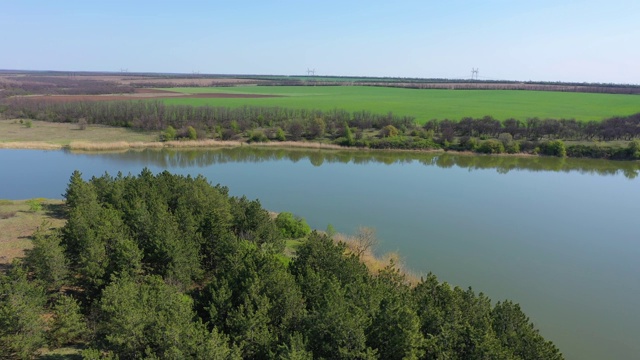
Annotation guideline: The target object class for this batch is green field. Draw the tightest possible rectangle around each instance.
[159,86,640,123]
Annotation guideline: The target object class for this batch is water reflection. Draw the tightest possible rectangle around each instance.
[68,147,640,179]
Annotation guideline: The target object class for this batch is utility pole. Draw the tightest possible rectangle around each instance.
[471,68,479,80]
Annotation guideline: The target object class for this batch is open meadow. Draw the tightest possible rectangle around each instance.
[159,86,640,123]
[0,119,158,147]
[0,199,65,268]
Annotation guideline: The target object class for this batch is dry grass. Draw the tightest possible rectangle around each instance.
[0,141,64,150]
[0,119,158,146]
[0,211,17,219]
[0,199,66,267]
[333,232,420,285]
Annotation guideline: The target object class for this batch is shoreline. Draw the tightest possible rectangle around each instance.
[0,138,446,153]
[0,139,620,161]
[0,119,636,160]
[0,139,593,160]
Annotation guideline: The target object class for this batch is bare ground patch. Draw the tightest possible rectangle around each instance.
[0,199,66,268]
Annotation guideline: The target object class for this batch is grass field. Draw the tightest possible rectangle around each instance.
[159,86,640,123]
[0,199,65,268]
[0,119,159,146]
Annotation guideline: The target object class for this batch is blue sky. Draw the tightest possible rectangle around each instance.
[2,0,639,84]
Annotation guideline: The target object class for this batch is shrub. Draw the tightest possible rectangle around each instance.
[379,125,399,138]
[77,118,88,130]
[288,121,305,141]
[566,144,611,158]
[248,130,269,143]
[308,117,326,139]
[539,140,567,157]
[505,141,521,154]
[24,120,33,128]
[221,128,237,140]
[476,139,505,154]
[276,127,286,141]
[459,136,479,151]
[627,140,640,159]
[497,133,513,144]
[275,212,311,239]
[186,126,197,140]
[161,126,177,141]
[343,122,355,146]
[26,199,42,212]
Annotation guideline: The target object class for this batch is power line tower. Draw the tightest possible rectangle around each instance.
[471,68,479,80]
[307,68,316,76]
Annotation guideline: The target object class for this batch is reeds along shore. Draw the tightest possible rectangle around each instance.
[0,139,348,151]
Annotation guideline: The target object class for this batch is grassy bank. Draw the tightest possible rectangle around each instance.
[0,119,158,146]
[0,119,351,151]
[2,118,638,161]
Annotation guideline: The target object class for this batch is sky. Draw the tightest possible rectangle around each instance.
[2,0,640,84]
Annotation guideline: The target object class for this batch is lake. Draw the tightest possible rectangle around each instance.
[1,147,639,360]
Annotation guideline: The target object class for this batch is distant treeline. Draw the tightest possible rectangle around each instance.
[0,170,563,359]
[260,80,640,94]
[3,99,640,159]
[2,98,416,133]
[0,76,134,98]
[3,71,639,93]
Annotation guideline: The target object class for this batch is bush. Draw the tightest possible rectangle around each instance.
[539,140,567,157]
[566,144,611,158]
[248,130,269,143]
[161,126,177,141]
[379,125,399,138]
[505,141,521,154]
[221,128,237,140]
[627,140,640,159]
[186,126,197,140]
[275,212,311,239]
[476,139,505,154]
[24,120,33,128]
[77,118,88,130]
[459,136,479,151]
[26,199,42,212]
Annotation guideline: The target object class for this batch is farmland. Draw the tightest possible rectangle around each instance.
[159,86,640,123]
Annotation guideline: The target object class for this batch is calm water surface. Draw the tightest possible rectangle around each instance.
[1,148,639,360]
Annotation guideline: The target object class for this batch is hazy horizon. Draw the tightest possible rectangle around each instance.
[3,0,639,84]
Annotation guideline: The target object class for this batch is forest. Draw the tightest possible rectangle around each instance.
[0,170,563,359]
[3,98,640,160]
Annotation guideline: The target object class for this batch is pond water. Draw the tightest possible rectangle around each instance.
[1,147,639,360]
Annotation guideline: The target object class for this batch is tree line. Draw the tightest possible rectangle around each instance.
[0,76,134,99]
[0,170,563,359]
[3,98,640,159]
